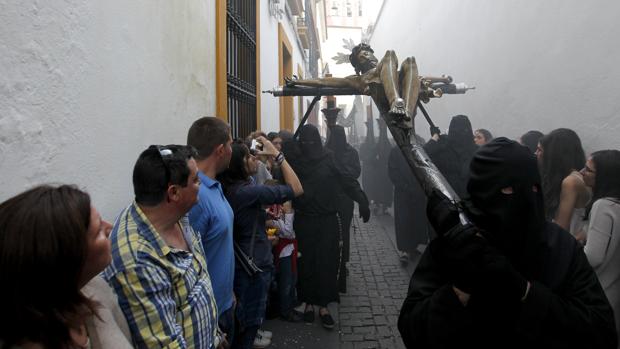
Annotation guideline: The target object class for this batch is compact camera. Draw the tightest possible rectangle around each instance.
[250,139,263,151]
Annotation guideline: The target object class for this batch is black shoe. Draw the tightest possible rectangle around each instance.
[303,308,315,324]
[281,310,304,323]
[319,312,335,330]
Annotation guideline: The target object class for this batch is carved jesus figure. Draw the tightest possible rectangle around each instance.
[286,43,420,128]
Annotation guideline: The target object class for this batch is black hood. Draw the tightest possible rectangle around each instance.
[465,137,545,261]
[448,115,476,153]
[299,124,327,160]
[326,125,348,154]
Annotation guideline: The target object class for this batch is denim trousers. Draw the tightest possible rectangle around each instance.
[277,255,297,316]
[232,267,272,349]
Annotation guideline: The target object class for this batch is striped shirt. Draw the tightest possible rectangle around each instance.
[104,202,218,349]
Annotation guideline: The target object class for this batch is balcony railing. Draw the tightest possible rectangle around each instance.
[287,0,303,15]
[297,16,309,49]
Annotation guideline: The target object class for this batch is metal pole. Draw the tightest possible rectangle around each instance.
[417,101,440,135]
[293,95,321,139]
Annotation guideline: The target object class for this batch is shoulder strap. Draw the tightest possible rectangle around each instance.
[248,209,260,259]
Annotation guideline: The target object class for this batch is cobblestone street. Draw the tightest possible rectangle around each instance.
[264,210,419,348]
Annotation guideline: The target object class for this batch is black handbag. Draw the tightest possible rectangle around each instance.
[233,210,263,276]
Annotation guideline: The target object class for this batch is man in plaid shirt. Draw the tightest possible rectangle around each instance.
[104,145,220,348]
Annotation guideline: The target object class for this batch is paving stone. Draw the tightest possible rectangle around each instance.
[354,341,378,349]
[342,334,365,342]
[341,326,352,334]
[352,326,375,334]
[378,338,400,348]
[363,333,378,341]
[373,315,388,325]
[376,325,392,337]
[339,306,359,313]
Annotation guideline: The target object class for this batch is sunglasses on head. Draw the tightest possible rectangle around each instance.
[148,145,197,184]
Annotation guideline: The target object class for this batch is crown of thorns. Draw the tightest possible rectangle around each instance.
[349,43,374,73]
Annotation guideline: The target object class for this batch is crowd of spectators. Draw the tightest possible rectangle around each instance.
[2,113,620,349]
[0,117,370,349]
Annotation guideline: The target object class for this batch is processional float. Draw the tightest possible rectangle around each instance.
[264,44,474,221]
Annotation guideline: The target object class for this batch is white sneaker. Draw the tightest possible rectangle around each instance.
[257,329,272,339]
[253,332,271,348]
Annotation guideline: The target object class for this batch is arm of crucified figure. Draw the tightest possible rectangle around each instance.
[284,75,362,91]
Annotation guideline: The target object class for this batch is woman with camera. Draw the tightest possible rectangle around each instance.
[218,136,303,349]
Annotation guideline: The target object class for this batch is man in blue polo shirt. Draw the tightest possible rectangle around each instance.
[187,117,235,342]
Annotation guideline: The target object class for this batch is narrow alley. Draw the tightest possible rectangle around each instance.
[264,211,418,348]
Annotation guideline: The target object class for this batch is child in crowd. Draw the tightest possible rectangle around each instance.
[265,179,303,322]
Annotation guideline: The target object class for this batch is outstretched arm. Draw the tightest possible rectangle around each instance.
[285,75,360,90]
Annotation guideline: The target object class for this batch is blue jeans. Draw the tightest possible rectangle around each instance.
[232,267,272,349]
[277,255,297,316]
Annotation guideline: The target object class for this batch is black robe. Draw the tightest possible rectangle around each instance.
[360,139,379,204]
[291,150,368,306]
[374,121,393,208]
[330,144,361,293]
[424,136,476,199]
[388,145,430,253]
[398,222,617,349]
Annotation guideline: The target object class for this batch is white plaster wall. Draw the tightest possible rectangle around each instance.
[370,0,620,152]
[0,0,216,219]
[259,3,282,133]
[259,6,311,133]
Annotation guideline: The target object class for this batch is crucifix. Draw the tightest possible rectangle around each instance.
[264,43,474,216]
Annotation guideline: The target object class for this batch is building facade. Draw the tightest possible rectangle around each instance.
[258,0,323,134]
[0,0,323,218]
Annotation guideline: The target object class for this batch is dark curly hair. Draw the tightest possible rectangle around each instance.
[349,43,374,75]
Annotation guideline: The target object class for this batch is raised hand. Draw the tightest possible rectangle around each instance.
[426,188,460,237]
[359,203,370,223]
[254,136,280,157]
